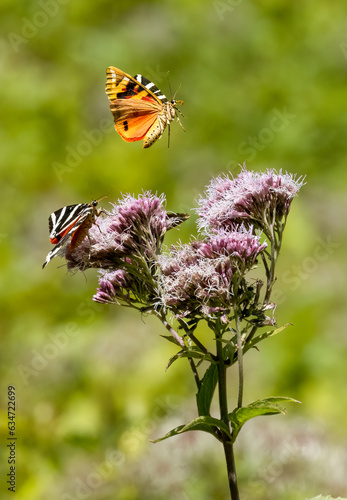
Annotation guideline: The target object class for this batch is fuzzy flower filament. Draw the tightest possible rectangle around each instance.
[65,193,187,309]
[197,167,305,240]
[158,227,267,321]
[196,167,304,305]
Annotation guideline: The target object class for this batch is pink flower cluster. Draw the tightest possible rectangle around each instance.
[197,167,304,237]
[66,192,181,271]
[67,193,186,306]
[63,168,302,321]
[158,227,266,318]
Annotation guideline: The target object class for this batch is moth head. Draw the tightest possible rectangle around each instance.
[170,99,184,106]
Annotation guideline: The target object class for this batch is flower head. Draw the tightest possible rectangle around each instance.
[192,226,267,270]
[66,192,185,271]
[64,192,188,308]
[93,269,133,304]
[159,243,233,318]
[158,227,266,319]
[197,167,305,237]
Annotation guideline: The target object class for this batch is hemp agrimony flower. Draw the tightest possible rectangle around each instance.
[159,226,267,320]
[50,167,304,500]
[196,167,305,306]
[66,192,188,312]
[197,167,305,240]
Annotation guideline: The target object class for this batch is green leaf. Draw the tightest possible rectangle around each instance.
[166,347,214,371]
[244,323,292,353]
[228,397,301,442]
[221,339,237,359]
[196,364,218,416]
[160,334,184,346]
[151,416,232,443]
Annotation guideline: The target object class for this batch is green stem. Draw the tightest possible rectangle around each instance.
[216,329,239,500]
[234,312,243,409]
[264,225,280,304]
[263,215,287,304]
[232,276,244,409]
[177,319,217,361]
[188,357,200,390]
[159,313,185,347]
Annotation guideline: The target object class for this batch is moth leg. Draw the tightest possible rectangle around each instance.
[86,234,95,264]
[167,123,171,148]
[94,222,103,235]
[176,113,186,132]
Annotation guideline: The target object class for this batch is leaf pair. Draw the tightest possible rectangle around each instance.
[152,397,300,444]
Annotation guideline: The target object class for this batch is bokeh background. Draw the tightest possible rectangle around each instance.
[1,1,347,499]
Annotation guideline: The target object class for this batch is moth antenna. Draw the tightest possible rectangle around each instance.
[95,193,109,202]
[172,83,182,101]
[92,187,114,203]
[79,171,94,201]
[166,71,173,100]
[80,168,114,203]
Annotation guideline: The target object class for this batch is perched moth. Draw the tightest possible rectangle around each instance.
[43,199,104,268]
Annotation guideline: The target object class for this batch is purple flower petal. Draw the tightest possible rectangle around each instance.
[197,167,305,235]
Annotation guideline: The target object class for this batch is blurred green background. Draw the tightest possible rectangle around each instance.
[1,1,347,499]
